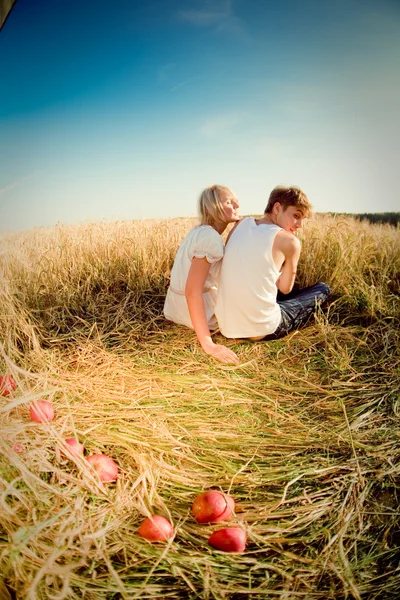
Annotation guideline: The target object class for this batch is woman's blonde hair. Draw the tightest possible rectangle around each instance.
[198,184,234,226]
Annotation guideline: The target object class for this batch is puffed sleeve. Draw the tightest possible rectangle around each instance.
[191,227,224,264]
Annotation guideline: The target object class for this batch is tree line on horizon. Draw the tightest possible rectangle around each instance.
[325,212,400,227]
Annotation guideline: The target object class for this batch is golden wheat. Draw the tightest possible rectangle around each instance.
[0,214,399,599]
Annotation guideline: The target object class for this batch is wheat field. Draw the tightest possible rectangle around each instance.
[0,214,399,600]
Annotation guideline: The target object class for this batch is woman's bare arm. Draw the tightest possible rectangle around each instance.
[185,257,239,364]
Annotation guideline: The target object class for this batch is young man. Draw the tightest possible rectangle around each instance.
[214,186,330,341]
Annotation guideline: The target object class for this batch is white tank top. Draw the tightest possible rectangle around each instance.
[215,217,282,337]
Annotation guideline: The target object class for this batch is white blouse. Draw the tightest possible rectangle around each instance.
[164,225,224,331]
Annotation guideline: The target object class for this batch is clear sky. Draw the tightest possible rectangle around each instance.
[1,0,399,233]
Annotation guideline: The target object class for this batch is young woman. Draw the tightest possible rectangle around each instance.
[164,184,240,364]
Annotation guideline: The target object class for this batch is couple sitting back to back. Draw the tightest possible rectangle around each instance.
[163,184,330,364]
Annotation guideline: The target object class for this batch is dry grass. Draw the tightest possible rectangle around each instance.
[0,215,399,599]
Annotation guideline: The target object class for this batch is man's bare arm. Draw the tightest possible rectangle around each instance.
[276,234,301,295]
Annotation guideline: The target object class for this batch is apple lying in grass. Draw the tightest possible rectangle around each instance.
[61,438,85,458]
[29,400,55,423]
[86,453,118,482]
[12,443,25,454]
[208,527,247,552]
[192,490,235,524]
[138,515,174,542]
[0,375,17,397]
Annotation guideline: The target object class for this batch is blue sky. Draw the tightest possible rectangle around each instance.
[1,0,399,233]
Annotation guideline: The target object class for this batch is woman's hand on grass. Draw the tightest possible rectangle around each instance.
[203,341,240,365]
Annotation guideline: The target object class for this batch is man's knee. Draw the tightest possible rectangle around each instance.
[320,282,330,295]
[316,282,330,302]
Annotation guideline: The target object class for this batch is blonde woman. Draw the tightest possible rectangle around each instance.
[164,185,240,364]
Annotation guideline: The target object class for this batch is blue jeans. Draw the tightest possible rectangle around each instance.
[262,282,331,340]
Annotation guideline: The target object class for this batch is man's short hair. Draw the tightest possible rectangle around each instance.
[265,186,312,217]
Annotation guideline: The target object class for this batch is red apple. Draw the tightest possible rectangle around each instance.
[208,527,246,552]
[138,515,174,542]
[30,400,55,423]
[61,438,84,458]
[12,443,25,454]
[0,375,17,397]
[192,490,235,524]
[86,453,118,482]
